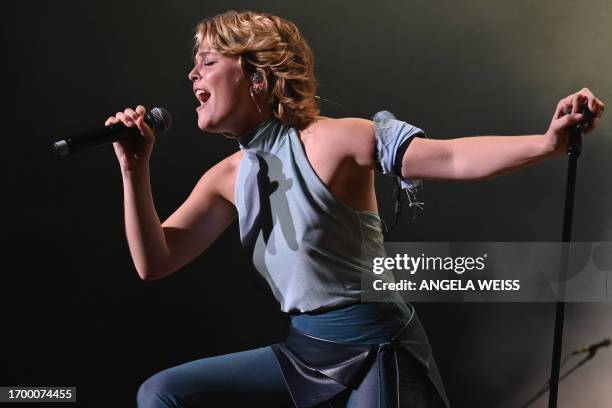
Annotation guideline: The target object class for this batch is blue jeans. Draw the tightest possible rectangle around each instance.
[136,303,445,407]
[136,345,292,407]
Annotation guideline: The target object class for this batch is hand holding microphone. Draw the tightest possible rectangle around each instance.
[52,105,172,172]
[106,106,165,172]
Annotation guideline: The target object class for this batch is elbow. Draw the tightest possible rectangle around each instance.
[137,270,157,281]
[136,268,157,281]
[136,263,173,281]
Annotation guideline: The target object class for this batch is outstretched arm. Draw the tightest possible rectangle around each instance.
[401,88,605,181]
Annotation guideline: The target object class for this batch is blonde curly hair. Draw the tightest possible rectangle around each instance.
[193,10,320,129]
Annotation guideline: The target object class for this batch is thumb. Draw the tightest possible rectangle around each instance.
[134,116,154,140]
[553,113,583,131]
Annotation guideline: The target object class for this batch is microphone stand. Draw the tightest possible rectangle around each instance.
[547,106,594,408]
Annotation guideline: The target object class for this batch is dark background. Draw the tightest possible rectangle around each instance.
[3,0,611,407]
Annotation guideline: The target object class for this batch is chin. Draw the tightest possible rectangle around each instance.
[197,111,218,133]
[197,109,236,135]
[197,119,211,132]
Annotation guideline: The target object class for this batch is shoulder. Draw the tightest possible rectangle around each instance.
[299,116,375,167]
[202,150,242,181]
[303,116,374,140]
[193,150,243,205]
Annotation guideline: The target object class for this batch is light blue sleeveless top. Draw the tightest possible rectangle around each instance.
[236,118,400,314]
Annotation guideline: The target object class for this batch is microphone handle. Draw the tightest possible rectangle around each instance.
[72,123,140,150]
[53,122,144,156]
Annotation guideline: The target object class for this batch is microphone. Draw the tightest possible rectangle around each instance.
[51,107,172,156]
[571,338,611,356]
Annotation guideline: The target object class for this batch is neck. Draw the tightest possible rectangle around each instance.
[224,105,275,138]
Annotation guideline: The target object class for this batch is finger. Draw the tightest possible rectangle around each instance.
[583,93,601,115]
[588,97,598,113]
[595,99,605,118]
[576,88,596,113]
[579,87,594,99]
[134,116,154,139]
[554,100,572,119]
[116,112,134,127]
[571,94,586,114]
[105,117,119,126]
[135,105,147,116]
[554,112,583,130]
[124,107,140,122]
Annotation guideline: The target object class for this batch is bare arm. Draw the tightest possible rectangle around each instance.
[155,161,237,279]
[121,164,236,280]
[337,89,604,183]
[402,88,605,181]
[108,106,236,281]
[403,134,553,181]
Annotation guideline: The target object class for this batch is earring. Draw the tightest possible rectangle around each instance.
[251,71,263,84]
[251,71,264,95]
[250,87,263,114]
[249,71,264,113]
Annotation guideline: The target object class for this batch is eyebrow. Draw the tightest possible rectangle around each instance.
[195,51,216,59]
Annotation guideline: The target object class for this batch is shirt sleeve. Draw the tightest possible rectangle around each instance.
[373,110,426,190]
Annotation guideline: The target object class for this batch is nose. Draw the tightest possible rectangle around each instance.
[188,65,200,82]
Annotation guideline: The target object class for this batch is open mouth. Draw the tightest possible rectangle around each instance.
[195,89,211,106]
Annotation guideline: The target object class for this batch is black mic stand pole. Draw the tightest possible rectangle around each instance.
[547,107,593,408]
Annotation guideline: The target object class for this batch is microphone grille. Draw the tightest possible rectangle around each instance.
[146,107,172,135]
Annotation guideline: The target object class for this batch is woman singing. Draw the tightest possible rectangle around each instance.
[105,10,604,408]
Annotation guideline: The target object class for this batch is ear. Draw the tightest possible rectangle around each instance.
[251,71,265,94]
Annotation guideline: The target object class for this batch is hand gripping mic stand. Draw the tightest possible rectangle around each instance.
[547,106,595,408]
